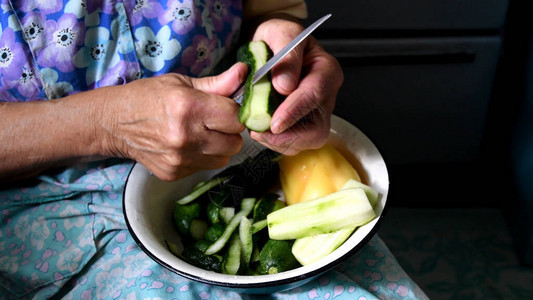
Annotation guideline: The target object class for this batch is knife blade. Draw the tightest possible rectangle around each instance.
[232,13,332,104]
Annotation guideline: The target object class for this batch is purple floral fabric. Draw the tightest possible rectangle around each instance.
[0,0,242,101]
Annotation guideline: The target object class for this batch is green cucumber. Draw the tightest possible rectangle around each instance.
[173,202,201,237]
[205,197,256,255]
[207,201,221,224]
[237,40,282,132]
[192,239,212,253]
[292,226,356,266]
[182,245,223,272]
[205,222,225,242]
[341,179,379,207]
[253,193,285,222]
[258,239,300,275]
[267,188,376,240]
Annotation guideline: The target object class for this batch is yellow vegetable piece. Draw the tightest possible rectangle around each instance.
[279,144,361,205]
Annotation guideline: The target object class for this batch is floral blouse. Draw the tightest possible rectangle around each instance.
[0,0,242,102]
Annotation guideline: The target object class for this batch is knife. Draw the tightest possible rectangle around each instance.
[232,13,332,104]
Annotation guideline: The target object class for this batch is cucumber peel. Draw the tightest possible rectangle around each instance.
[239,217,253,266]
[176,176,230,205]
[222,233,241,275]
[251,219,268,234]
[205,197,255,255]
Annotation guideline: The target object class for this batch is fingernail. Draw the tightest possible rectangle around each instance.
[276,74,295,94]
[271,117,284,134]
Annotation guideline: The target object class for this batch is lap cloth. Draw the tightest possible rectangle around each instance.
[0,160,428,299]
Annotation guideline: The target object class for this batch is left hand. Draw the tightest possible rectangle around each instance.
[248,16,343,155]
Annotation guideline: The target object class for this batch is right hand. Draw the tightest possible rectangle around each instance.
[98,63,248,181]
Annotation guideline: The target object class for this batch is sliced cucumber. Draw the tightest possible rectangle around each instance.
[267,188,376,240]
[292,226,356,266]
[341,178,379,207]
[237,40,282,132]
[205,197,256,255]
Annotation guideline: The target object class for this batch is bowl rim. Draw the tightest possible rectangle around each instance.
[122,115,389,289]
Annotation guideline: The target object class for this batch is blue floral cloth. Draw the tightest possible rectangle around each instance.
[0,0,428,299]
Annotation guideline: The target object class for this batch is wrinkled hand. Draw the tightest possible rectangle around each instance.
[249,17,343,155]
[99,63,248,181]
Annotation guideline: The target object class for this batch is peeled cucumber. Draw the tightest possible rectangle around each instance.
[290,179,379,265]
[237,40,282,132]
[267,188,376,240]
[341,179,379,207]
[292,226,356,265]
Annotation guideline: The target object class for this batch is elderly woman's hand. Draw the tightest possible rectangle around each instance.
[100,63,248,181]
[0,63,248,182]
[248,16,343,155]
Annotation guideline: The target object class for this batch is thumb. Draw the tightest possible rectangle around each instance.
[191,63,248,97]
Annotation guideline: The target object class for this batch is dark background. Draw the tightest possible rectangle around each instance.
[304,0,533,264]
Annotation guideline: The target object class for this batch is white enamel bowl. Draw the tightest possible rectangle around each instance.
[123,115,389,294]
